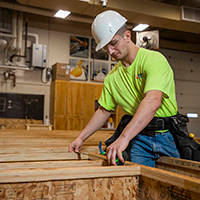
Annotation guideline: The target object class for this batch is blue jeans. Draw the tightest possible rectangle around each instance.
[128,131,180,167]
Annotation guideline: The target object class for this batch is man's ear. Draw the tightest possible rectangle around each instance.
[124,30,131,42]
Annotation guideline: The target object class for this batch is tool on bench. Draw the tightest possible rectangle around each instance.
[98,141,128,166]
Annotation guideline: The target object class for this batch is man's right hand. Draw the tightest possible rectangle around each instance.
[68,138,83,153]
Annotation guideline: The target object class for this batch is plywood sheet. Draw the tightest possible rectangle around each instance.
[139,176,200,200]
[0,176,139,200]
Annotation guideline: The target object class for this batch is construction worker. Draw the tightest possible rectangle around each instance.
[69,10,180,167]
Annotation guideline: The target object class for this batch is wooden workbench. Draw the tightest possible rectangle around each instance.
[0,130,199,199]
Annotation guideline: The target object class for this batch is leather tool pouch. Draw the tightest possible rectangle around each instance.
[169,113,200,161]
[105,113,200,162]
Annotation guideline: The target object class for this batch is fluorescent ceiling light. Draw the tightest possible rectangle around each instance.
[54,10,71,19]
[187,113,198,118]
[132,24,149,31]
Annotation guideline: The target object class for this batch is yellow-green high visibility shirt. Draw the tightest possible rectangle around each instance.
[98,48,177,117]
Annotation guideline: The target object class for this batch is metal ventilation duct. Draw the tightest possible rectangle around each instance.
[181,6,200,23]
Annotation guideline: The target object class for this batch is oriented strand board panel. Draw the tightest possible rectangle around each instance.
[0,177,139,200]
[139,176,200,200]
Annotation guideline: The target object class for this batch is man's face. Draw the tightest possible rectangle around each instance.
[103,32,128,61]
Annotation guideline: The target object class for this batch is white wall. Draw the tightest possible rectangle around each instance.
[0,15,94,122]
[160,49,200,137]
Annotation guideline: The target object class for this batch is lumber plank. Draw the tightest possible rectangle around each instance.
[0,146,105,154]
[140,165,200,194]
[0,152,89,162]
[0,165,141,183]
[0,160,108,170]
[156,156,200,179]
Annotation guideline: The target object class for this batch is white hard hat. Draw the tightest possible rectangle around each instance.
[91,10,127,51]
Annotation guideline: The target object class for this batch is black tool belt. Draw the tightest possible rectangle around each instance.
[105,113,200,162]
[140,116,171,136]
[105,114,172,147]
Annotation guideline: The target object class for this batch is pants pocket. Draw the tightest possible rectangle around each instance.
[163,132,176,146]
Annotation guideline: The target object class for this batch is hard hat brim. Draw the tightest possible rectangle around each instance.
[95,20,127,52]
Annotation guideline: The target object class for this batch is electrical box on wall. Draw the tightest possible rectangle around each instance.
[31,44,47,68]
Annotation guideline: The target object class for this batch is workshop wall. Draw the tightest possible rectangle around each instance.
[160,49,200,137]
[0,13,199,136]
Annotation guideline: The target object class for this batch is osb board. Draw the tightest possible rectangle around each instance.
[139,176,200,200]
[0,176,139,200]
[0,119,42,129]
[140,165,200,194]
[155,157,200,179]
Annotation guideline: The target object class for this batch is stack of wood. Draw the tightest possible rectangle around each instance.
[0,130,199,199]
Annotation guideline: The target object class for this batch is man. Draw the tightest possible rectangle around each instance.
[69,10,180,167]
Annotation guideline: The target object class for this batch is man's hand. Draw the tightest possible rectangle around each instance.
[68,138,83,153]
[106,136,129,166]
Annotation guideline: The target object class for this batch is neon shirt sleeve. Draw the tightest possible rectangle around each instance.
[144,53,174,98]
[98,78,118,111]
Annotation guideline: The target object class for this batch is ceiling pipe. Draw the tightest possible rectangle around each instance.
[0,33,16,38]
[9,11,17,52]
[25,32,39,44]
[15,12,23,53]
[0,28,11,33]
[0,40,7,53]
[10,12,29,64]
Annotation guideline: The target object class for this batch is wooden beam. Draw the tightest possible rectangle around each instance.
[140,165,200,194]
[139,175,200,199]
[0,165,141,183]
[0,146,105,154]
[25,124,53,131]
[0,160,108,170]
[0,152,89,162]
[156,156,200,179]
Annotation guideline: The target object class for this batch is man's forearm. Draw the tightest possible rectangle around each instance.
[77,106,112,142]
[120,91,162,141]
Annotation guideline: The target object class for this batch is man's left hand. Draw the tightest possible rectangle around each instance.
[106,137,129,166]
